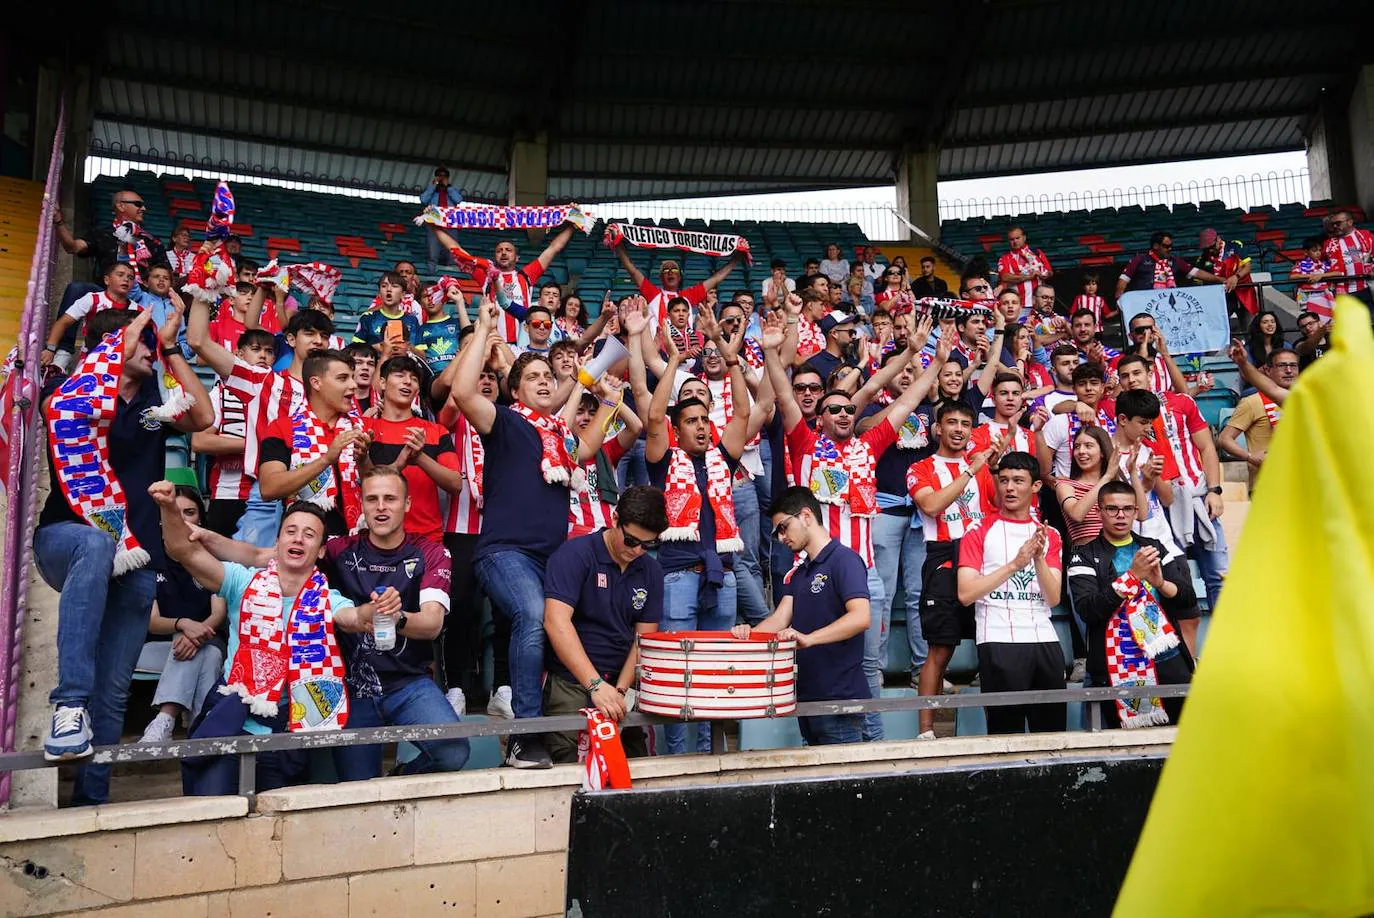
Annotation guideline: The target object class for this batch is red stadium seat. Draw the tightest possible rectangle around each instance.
[1088,242,1123,254]
[379,223,409,241]
[1238,212,1268,227]
[1078,255,1116,267]
[1280,249,1307,263]
[162,180,196,194]
[266,236,302,260]
[1254,229,1286,244]
[168,197,202,213]
[977,234,1002,251]
[1303,206,1332,219]
[1077,234,1106,245]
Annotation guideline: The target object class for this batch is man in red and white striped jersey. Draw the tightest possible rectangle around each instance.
[967,372,1039,459]
[186,291,336,547]
[1322,209,1374,304]
[191,329,277,537]
[611,244,742,326]
[567,391,641,539]
[906,401,998,738]
[956,451,1065,734]
[766,309,947,741]
[997,226,1053,309]
[429,224,577,345]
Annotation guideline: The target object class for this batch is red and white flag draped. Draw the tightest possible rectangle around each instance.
[604,222,753,265]
[415,203,596,235]
[0,347,36,492]
[577,708,633,791]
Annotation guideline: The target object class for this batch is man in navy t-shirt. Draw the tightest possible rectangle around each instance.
[319,467,469,779]
[733,486,871,746]
[542,486,668,763]
[451,298,624,768]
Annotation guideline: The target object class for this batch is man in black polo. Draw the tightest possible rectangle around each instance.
[54,186,169,283]
[542,486,668,763]
[911,256,949,299]
[733,486,871,746]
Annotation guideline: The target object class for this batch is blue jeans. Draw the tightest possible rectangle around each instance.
[1186,520,1229,612]
[425,231,453,274]
[333,676,470,780]
[33,522,158,805]
[182,690,309,796]
[615,438,649,490]
[660,568,737,754]
[474,550,548,719]
[234,481,283,549]
[799,713,864,746]
[731,478,769,625]
[859,564,886,742]
[872,512,928,674]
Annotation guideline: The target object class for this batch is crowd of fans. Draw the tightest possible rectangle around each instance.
[25,173,1371,804]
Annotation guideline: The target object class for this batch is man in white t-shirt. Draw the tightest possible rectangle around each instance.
[1036,361,1112,481]
[957,450,1065,734]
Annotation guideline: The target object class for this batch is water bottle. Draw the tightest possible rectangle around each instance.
[373,612,396,651]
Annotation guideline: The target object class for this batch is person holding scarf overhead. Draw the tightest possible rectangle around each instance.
[643,308,763,755]
[33,306,214,803]
[454,296,624,769]
[256,351,370,537]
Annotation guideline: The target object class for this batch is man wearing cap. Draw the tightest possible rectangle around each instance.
[807,312,864,384]
[611,244,742,327]
[1193,228,1252,317]
[1116,232,1232,296]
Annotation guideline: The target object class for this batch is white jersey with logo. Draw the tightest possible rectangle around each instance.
[958,513,1062,644]
[206,383,251,500]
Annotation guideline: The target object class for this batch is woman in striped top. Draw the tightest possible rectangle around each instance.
[1054,425,1134,545]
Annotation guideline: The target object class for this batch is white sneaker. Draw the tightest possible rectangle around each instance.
[487,685,514,719]
[917,730,937,741]
[138,712,176,744]
[43,705,93,761]
[941,678,955,694]
[445,688,466,719]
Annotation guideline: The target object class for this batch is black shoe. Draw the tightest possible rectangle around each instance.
[505,733,553,769]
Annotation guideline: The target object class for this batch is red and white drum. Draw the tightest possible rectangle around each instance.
[638,631,796,719]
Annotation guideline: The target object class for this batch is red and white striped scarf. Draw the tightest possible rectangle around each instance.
[111,220,154,278]
[220,561,349,731]
[512,402,586,492]
[716,372,759,450]
[1149,252,1176,289]
[579,708,633,790]
[661,447,742,552]
[462,416,486,507]
[288,403,364,532]
[1105,569,1180,728]
[1259,393,1282,430]
[182,242,236,305]
[47,328,192,575]
[805,434,878,516]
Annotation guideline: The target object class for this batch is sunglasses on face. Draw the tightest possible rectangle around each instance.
[1130,326,1154,335]
[772,515,797,538]
[720,316,742,325]
[823,403,857,416]
[793,382,823,393]
[620,526,660,550]
[702,348,721,358]
[528,320,552,330]
[120,200,146,209]
[968,283,991,292]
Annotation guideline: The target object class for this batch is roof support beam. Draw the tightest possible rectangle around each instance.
[945,105,1312,148]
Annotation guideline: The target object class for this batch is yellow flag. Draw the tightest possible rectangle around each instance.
[1114,296,1374,916]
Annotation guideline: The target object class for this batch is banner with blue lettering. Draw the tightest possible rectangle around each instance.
[415,203,596,234]
[1119,285,1230,355]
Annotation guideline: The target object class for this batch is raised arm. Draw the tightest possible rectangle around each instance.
[613,244,647,288]
[157,299,216,433]
[644,339,683,464]
[430,228,475,265]
[705,310,753,459]
[974,313,1006,395]
[149,481,226,592]
[570,291,616,353]
[700,252,742,292]
[452,297,502,435]
[574,375,627,462]
[536,224,577,271]
[761,310,802,432]
[1228,339,1287,404]
[184,289,237,378]
[53,213,89,255]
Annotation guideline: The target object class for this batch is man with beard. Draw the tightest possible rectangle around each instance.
[1219,345,1298,491]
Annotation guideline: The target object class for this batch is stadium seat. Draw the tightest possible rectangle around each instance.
[1195,389,1240,431]
[738,715,804,751]
[458,715,506,770]
[879,688,923,741]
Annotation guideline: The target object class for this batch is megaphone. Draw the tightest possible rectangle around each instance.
[578,335,630,388]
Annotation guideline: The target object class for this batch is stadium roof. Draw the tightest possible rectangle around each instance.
[84,0,1367,201]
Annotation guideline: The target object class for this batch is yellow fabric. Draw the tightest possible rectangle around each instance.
[1115,295,1374,917]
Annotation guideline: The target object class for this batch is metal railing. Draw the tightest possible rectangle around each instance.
[0,684,1188,811]
[0,101,65,808]
[938,170,1312,222]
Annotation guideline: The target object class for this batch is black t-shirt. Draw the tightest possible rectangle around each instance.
[150,561,221,647]
[38,374,173,568]
[646,444,741,574]
[476,405,576,562]
[806,349,865,386]
[322,532,453,696]
[79,223,169,282]
[911,276,949,298]
[861,403,934,496]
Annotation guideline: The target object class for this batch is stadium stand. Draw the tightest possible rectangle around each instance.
[0,177,44,354]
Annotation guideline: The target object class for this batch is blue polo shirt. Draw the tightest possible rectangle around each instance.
[787,539,871,703]
[475,405,575,562]
[544,531,663,681]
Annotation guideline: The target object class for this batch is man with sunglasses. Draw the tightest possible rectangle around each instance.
[807,312,863,384]
[766,309,949,740]
[1116,232,1229,297]
[1120,315,1187,395]
[516,305,557,357]
[612,242,742,326]
[1219,346,1298,491]
[543,486,668,763]
[54,187,170,284]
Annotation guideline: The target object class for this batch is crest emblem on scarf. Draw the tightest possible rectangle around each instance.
[811,467,848,501]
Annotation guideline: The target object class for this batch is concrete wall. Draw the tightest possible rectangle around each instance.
[0,730,1173,918]
[1348,65,1374,218]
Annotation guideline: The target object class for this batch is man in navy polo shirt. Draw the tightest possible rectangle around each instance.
[543,486,668,763]
[732,486,871,746]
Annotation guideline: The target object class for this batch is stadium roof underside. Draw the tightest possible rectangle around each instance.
[86,0,1367,202]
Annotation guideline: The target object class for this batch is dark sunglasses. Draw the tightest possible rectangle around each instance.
[528,319,552,330]
[720,316,742,324]
[702,347,721,358]
[120,199,146,208]
[824,403,858,416]
[1130,325,1154,335]
[772,515,797,538]
[620,526,660,550]
[793,382,824,393]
